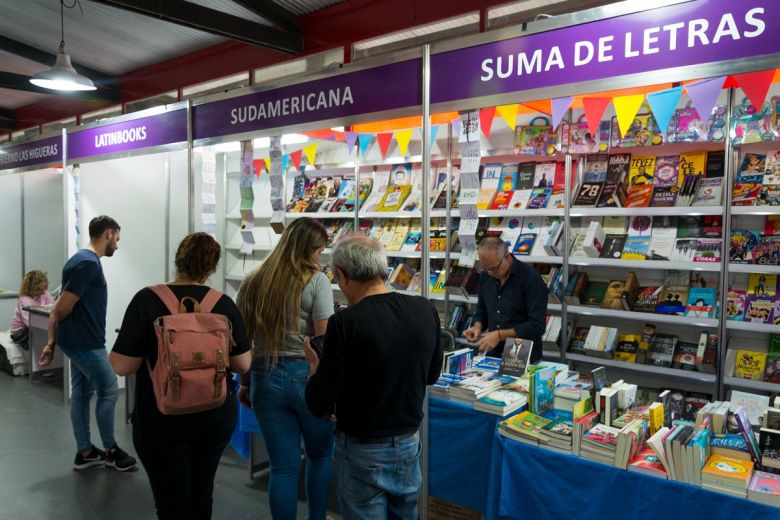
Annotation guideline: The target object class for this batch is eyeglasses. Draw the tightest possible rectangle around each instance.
[479,255,507,275]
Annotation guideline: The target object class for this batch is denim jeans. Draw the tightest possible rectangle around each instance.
[60,346,119,454]
[251,357,335,520]
[334,432,422,520]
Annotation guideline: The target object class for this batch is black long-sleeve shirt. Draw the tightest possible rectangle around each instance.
[473,257,548,362]
[305,292,442,438]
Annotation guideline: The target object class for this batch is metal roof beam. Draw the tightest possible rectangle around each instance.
[92,0,302,54]
[229,0,300,33]
[0,72,118,103]
[0,35,116,87]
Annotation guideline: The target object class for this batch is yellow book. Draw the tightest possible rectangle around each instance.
[677,151,707,183]
[377,185,411,212]
[628,155,656,186]
[380,219,397,248]
[387,221,410,251]
[701,455,754,486]
[734,350,767,381]
[388,264,415,290]
[431,269,447,294]
[648,401,664,435]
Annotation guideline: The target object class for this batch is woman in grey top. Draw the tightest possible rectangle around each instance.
[237,218,335,520]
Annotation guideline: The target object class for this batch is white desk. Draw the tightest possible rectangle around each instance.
[26,306,69,404]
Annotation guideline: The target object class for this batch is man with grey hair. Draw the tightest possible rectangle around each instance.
[463,236,548,362]
[304,235,442,520]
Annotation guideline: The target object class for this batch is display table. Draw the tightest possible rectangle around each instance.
[428,397,504,520]
[0,289,18,300]
[498,434,780,520]
[26,306,68,404]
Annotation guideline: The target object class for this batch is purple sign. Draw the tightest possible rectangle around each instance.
[0,136,62,172]
[68,109,188,160]
[193,60,422,140]
[431,0,779,104]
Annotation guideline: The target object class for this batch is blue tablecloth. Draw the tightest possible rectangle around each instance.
[428,397,503,520]
[498,434,780,520]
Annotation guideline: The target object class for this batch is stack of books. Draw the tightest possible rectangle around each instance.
[701,454,755,497]
[747,471,780,506]
[497,410,552,446]
[580,424,620,465]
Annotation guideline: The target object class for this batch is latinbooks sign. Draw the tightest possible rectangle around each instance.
[0,136,61,171]
[431,0,779,104]
[193,60,421,141]
[68,109,188,160]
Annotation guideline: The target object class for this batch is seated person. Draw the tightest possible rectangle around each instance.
[10,270,54,346]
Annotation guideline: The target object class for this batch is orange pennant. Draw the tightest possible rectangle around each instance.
[731,69,776,109]
[480,106,496,138]
[377,132,394,158]
[289,149,303,171]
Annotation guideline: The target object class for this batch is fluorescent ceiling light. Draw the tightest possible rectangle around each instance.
[330,126,345,132]
[281,133,309,145]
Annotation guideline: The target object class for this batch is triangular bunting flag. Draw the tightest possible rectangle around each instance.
[345,131,358,155]
[479,106,496,138]
[358,134,372,157]
[731,69,775,110]
[289,149,303,171]
[646,86,683,134]
[263,157,271,172]
[582,98,612,136]
[684,76,725,119]
[551,96,574,129]
[395,129,413,156]
[430,125,440,148]
[451,117,463,139]
[252,159,263,176]
[496,104,519,130]
[723,75,739,89]
[613,94,646,138]
[377,132,393,158]
[281,154,289,173]
[303,143,318,165]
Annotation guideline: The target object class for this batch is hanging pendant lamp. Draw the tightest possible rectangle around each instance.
[29,0,96,91]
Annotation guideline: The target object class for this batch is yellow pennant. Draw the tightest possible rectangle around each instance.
[495,104,519,130]
[303,143,318,165]
[395,129,413,156]
[263,157,271,172]
[613,94,646,138]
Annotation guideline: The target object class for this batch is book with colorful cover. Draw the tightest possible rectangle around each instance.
[628,155,656,187]
[692,177,723,206]
[477,163,502,209]
[500,163,519,191]
[732,182,761,206]
[734,350,768,381]
[376,185,412,212]
[530,365,556,414]
[626,184,654,207]
[583,155,609,182]
[677,151,707,182]
[748,470,780,498]
[766,150,780,175]
[621,236,650,260]
[490,191,514,210]
[526,188,552,209]
[513,233,536,255]
[726,290,747,321]
[748,273,777,297]
[693,238,721,263]
[754,235,780,265]
[685,287,717,318]
[654,155,680,187]
[650,186,677,207]
[745,297,774,324]
[533,162,556,188]
[739,153,767,183]
[758,184,780,206]
[765,354,780,383]
[729,229,760,264]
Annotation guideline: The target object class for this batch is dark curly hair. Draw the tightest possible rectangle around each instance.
[174,232,221,282]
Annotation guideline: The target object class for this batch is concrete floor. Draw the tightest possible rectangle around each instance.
[0,370,335,520]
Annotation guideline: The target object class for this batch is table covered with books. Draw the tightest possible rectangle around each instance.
[427,396,504,519]
[497,434,780,520]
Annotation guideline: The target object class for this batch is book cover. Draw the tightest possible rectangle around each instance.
[748,470,780,496]
[600,234,627,259]
[625,184,654,207]
[734,351,768,381]
[581,282,608,306]
[677,151,707,182]
[603,215,628,235]
[526,188,552,209]
[758,184,780,206]
[654,155,680,187]
[583,155,609,182]
[613,335,640,363]
[748,273,777,297]
[650,186,678,207]
[513,233,536,255]
[685,287,717,318]
[692,177,723,206]
[610,113,663,148]
[490,190,514,210]
[765,216,780,236]
[739,152,767,183]
[516,162,536,189]
[729,229,760,264]
[533,161,556,188]
[765,354,780,383]
[702,455,754,485]
[499,338,534,378]
[705,150,726,177]
[693,238,721,263]
[647,334,678,367]
[732,182,761,206]
[500,163,519,191]
[568,326,590,352]
[628,155,656,186]
[628,215,653,236]
[726,290,747,321]
[676,216,703,238]
[745,296,774,323]
[656,286,688,315]
[508,189,532,210]
[670,238,698,262]
[572,182,604,207]
[766,149,780,175]
[377,185,412,212]
[530,365,556,414]
[672,342,700,371]
[634,286,662,312]
[754,236,780,266]
[621,236,650,260]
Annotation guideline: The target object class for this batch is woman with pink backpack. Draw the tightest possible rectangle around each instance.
[110,232,252,520]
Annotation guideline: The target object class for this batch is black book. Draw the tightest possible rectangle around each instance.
[599,234,628,259]
[517,163,536,190]
[676,216,703,238]
[573,182,604,207]
[672,342,699,371]
[647,333,678,368]
[705,150,726,178]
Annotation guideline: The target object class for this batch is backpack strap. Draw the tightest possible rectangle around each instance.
[148,284,181,315]
[198,288,223,313]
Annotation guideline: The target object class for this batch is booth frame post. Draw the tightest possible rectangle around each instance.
[187,99,195,234]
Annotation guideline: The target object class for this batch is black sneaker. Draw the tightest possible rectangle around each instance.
[105,445,137,472]
[73,445,106,470]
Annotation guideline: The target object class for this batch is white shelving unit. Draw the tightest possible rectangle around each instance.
[569,206,723,217]
[568,258,721,271]
[286,211,353,219]
[722,376,780,393]
[566,305,719,328]
[566,353,717,384]
[728,264,780,274]
[516,255,563,264]
[725,320,780,334]
[730,206,780,216]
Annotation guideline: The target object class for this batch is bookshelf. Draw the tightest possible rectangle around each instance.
[569,206,723,217]
[566,352,717,384]
[723,376,780,394]
[567,258,721,272]
[566,305,719,328]
[725,321,780,334]
[728,264,780,274]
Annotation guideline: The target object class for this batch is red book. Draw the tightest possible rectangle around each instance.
[490,190,514,210]
[626,184,654,208]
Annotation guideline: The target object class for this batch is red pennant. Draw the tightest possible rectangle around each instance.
[377,132,393,158]
[722,75,739,89]
[289,149,303,171]
[480,106,496,138]
[582,98,612,137]
[252,159,264,176]
[731,69,776,109]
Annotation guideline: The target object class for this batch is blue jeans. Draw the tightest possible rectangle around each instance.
[61,346,119,454]
[251,358,334,520]
[334,432,422,520]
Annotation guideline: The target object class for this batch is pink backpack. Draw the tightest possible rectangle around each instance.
[147,284,233,415]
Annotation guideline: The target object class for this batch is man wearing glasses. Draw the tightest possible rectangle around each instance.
[463,236,548,363]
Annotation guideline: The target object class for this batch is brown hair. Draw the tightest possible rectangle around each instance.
[237,218,328,361]
[19,270,49,297]
[88,215,121,239]
[174,233,221,281]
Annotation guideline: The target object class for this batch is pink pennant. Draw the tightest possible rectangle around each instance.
[582,98,611,137]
